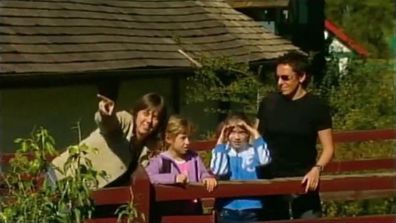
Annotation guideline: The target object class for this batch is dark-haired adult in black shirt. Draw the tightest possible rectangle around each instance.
[256,52,334,220]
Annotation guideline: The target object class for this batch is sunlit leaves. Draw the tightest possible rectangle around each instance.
[0,127,110,223]
[186,56,272,116]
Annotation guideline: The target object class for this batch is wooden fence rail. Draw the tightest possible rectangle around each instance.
[153,173,396,201]
[1,128,395,164]
[93,165,395,223]
[188,128,396,152]
[1,128,395,223]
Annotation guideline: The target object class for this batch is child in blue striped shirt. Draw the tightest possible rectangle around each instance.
[210,113,271,222]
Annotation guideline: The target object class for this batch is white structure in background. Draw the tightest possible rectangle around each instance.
[324,19,369,73]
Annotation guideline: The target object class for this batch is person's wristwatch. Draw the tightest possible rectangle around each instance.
[313,164,324,172]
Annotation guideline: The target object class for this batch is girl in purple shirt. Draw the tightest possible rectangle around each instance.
[145,115,217,216]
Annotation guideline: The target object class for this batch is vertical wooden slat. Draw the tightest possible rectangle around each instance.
[131,166,151,223]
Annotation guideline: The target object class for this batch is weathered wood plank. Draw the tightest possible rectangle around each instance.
[320,189,396,201]
[85,218,118,223]
[2,158,395,174]
[227,0,289,9]
[0,39,247,54]
[157,214,396,223]
[263,214,396,223]
[162,214,216,223]
[333,129,396,142]
[87,214,396,223]
[1,51,184,63]
[326,158,396,173]
[0,0,298,74]
[0,59,188,73]
[130,166,151,223]
[91,186,132,205]
[154,172,396,201]
[190,129,396,151]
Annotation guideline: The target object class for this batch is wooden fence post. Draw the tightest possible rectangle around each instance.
[132,166,151,223]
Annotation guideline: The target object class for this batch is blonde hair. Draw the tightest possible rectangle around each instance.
[216,112,251,138]
[224,112,251,126]
[164,115,194,147]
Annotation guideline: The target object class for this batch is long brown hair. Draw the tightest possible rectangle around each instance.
[130,92,167,140]
[129,92,168,159]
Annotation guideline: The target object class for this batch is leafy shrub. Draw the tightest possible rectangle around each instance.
[323,198,396,217]
[318,56,395,130]
[0,127,106,223]
[0,127,139,223]
[186,56,273,116]
[188,54,395,218]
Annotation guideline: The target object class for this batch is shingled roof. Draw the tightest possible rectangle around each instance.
[0,0,298,77]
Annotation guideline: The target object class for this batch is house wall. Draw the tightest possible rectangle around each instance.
[0,84,98,153]
[0,76,219,153]
[178,78,219,140]
[325,31,353,54]
[324,30,352,73]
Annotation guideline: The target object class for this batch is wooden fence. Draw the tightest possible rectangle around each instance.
[1,129,396,223]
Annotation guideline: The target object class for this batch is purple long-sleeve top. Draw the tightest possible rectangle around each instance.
[145,150,213,184]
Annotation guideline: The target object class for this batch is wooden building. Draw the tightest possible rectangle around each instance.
[229,0,326,82]
[0,0,298,152]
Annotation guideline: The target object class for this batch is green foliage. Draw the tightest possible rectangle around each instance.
[198,151,212,169]
[316,54,396,217]
[0,127,60,223]
[0,127,139,223]
[317,56,395,130]
[186,56,273,116]
[53,143,108,223]
[115,197,144,223]
[189,52,395,218]
[323,198,396,217]
[332,141,395,161]
[325,0,395,58]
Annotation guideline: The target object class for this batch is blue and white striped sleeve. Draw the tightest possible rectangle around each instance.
[254,137,271,165]
[210,144,229,176]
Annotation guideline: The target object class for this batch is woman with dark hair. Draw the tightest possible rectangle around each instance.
[256,51,334,219]
[51,92,167,188]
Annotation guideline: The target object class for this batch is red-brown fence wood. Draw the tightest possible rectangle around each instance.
[153,172,396,202]
[150,171,395,223]
[263,214,396,223]
[1,129,395,165]
[1,128,395,170]
[1,129,395,223]
[91,186,132,205]
[188,128,396,151]
[332,128,396,143]
[325,158,395,173]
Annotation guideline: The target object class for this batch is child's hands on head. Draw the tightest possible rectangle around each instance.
[217,124,233,144]
[236,121,260,139]
[176,173,189,184]
[202,177,217,192]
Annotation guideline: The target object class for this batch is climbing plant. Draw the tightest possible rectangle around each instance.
[0,127,140,223]
[185,56,274,117]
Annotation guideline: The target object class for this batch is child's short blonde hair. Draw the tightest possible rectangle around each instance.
[216,112,251,137]
[224,112,251,126]
[165,115,194,139]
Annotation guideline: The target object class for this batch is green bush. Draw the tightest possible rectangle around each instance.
[0,127,139,223]
[0,127,105,223]
[186,56,273,117]
[188,53,396,218]
[323,198,396,217]
[318,57,395,130]
[317,56,396,217]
